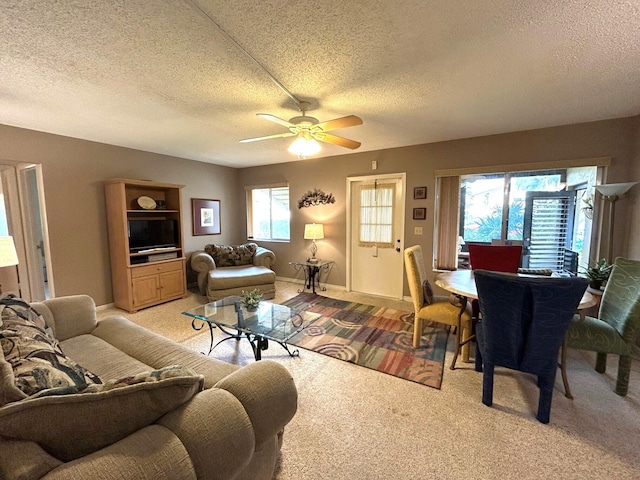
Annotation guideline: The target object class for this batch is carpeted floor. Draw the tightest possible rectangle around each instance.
[97,281,640,480]
[282,292,449,389]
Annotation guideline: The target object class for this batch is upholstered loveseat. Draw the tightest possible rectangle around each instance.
[191,243,276,301]
[0,294,297,480]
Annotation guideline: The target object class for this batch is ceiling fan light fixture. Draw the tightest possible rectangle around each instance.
[288,135,321,158]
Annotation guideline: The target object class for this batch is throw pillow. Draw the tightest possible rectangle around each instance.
[0,366,204,462]
[0,295,102,404]
[205,243,258,267]
[422,279,434,306]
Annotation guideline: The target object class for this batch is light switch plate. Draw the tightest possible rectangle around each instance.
[414,227,423,235]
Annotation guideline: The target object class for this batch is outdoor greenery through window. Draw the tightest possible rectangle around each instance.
[459,167,597,272]
[246,185,290,241]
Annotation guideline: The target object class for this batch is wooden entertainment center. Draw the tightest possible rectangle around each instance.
[104,178,187,312]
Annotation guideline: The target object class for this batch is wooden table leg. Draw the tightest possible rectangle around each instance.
[450,296,468,370]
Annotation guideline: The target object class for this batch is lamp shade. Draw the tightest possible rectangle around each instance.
[288,136,321,157]
[595,182,638,198]
[304,223,324,240]
[0,237,19,268]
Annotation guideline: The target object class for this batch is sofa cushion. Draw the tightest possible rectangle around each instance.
[209,265,276,290]
[205,243,258,267]
[0,297,102,403]
[0,365,204,462]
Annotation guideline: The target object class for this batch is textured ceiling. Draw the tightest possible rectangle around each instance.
[2,1,639,167]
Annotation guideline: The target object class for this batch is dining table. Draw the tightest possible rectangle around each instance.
[435,269,597,399]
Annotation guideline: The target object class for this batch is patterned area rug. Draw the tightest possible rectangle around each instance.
[282,293,450,389]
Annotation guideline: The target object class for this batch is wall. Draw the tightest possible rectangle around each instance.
[626,115,640,259]
[1,125,243,306]
[238,116,639,292]
[1,115,637,306]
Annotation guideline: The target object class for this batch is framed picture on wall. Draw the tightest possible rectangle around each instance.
[192,198,221,235]
[413,207,427,220]
[413,186,427,199]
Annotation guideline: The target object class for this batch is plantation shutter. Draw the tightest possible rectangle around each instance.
[522,191,576,270]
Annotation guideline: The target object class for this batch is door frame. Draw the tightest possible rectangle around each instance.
[346,172,406,297]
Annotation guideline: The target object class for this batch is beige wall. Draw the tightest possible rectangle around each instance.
[239,116,640,292]
[1,115,638,306]
[1,125,242,306]
[626,115,640,259]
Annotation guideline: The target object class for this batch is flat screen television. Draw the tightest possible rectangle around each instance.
[128,219,179,252]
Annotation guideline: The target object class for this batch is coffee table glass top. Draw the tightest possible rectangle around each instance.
[182,296,319,343]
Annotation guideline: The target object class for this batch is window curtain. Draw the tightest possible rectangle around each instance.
[435,176,460,270]
[357,182,395,248]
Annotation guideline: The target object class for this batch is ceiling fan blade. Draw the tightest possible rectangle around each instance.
[315,115,363,132]
[239,132,296,143]
[314,132,361,149]
[257,113,294,128]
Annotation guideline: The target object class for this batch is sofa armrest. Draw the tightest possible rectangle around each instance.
[157,388,256,479]
[190,251,217,295]
[213,360,296,449]
[0,438,62,480]
[253,247,275,269]
[30,295,98,341]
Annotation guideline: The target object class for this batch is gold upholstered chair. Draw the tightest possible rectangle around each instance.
[404,245,473,369]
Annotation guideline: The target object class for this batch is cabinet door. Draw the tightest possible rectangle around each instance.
[160,270,185,300]
[132,275,161,306]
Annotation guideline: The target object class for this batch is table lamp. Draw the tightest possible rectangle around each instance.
[595,182,638,262]
[0,236,19,295]
[304,223,324,264]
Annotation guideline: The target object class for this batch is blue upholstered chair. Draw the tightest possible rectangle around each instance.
[473,270,588,423]
[565,257,640,396]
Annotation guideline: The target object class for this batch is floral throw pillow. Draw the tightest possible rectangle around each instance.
[205,243,258,267]
[0,295,102,400]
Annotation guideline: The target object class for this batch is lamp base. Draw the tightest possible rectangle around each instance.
[307,257,319,264]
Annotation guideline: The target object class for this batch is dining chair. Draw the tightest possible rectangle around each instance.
[564,257,640,396]
[467,244,523,272]
[467,243,523,321]
[474,270,588,423]
[404,245,472,368]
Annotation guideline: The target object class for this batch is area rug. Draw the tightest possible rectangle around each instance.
[282,293,450,389]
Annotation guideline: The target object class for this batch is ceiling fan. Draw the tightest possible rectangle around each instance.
[240,101,363,156]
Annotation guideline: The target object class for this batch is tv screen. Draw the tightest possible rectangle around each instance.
[128,219,178,252]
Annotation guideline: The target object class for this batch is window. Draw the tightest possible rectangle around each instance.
[357,182,395,247]
[458,167,597,272]
[246,184,290,241]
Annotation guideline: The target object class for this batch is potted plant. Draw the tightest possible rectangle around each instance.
[581,258,612,289]
[241,289,263,312]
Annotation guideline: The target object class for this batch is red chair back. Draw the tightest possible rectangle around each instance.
[467,244,522,273]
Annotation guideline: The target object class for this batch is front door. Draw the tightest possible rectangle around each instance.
[347,173,405,299]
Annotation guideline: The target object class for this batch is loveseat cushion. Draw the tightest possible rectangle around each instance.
[0,297,102,404]
[209,265,276,290]
[0,366,204,462]
[205,243,258,267]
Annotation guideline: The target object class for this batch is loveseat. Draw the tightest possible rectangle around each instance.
[0,294,297,480]
[191,243,277,301]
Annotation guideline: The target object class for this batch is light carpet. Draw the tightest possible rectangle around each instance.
[97,282,640,480]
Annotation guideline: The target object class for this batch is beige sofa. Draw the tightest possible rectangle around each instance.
[0,295,297,480]
[191,243,277,301]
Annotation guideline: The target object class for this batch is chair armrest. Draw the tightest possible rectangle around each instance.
[213,360,296,449]
[190,251,217,295]
[253,247,276,269]
[31,295,98,341]
[157,388,256,479]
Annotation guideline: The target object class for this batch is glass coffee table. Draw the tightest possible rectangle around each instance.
[182,296,320,360]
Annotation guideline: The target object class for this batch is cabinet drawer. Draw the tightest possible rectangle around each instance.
[131,260,183,278]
